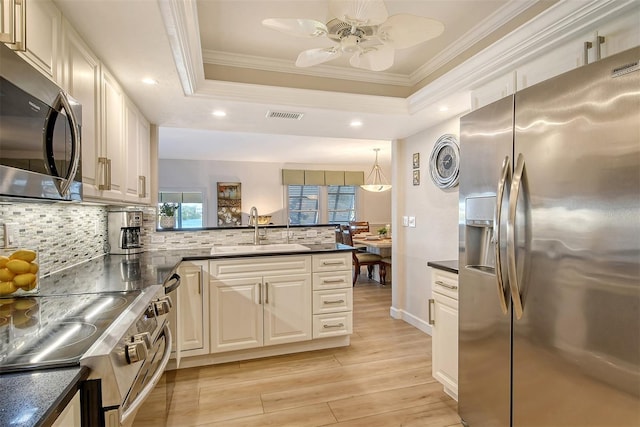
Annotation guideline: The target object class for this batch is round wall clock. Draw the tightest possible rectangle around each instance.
[428,134,460,189]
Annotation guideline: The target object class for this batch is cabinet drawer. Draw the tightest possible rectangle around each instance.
[432,269,459,300]
[313,288,352,314]
[312,253,351,272]
[313,271,351,290]
[210,255,311,278]
[313,312,352,338]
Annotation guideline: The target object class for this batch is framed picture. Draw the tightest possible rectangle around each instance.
[413,169,420,186]
[412,153,420,169]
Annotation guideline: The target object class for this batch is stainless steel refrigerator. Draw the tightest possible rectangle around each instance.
[458,46,640,426]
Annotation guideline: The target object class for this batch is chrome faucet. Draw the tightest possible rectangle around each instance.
[249,206,259,245]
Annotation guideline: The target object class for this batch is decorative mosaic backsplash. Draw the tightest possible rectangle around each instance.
[0,203,108,277]
[0,203,336,277]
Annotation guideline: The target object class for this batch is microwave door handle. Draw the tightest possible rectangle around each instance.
[507,153,525,320]
[494,156,510,315]
[44,92,81,197]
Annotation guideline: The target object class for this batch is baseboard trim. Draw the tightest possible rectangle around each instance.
[390,306,433,336]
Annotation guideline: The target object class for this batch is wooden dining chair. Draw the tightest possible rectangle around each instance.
[342,227,382,285]
[349,221,370,235]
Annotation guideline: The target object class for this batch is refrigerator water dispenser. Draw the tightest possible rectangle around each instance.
[465,196,496,272]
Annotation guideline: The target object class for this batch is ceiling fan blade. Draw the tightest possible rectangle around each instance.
[296,47,342,67]
[378,14,444,49]
[329,0,388,26]
[262,18,328,38]
[350,44,394,71]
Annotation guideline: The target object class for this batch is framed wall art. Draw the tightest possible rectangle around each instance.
[412,152,420,169]
[217,182,241,226]
[413,169,420,186]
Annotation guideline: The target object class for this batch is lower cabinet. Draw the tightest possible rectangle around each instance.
[209,256,312,353]
[430,268,459,401]
[311,253,353,338]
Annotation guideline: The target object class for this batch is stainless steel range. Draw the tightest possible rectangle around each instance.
[0,253,180,426]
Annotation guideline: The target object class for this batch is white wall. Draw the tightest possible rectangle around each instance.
[158,159,391,227]
[390,117,461,335]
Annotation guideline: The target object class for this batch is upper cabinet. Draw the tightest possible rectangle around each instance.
[2,0,61,81]
[471,9,640,110]
[4,0,153,205]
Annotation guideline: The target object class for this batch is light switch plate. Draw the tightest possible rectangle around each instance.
[402,216,409,227]
[408,217,416,228]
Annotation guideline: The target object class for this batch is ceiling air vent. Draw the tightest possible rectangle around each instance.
[266,110,304,120]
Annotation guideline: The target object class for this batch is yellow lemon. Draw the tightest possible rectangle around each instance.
[29,263,39,274]
[14,273,36,288]
[0,281,17,296]
[0,268,15,282]
[0,256,9,268]
[6,259,30,274]
[9,249,37,263]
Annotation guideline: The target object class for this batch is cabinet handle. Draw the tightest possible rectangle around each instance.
[322,279,345,284]
[258,283,262,304]
[435,280,458,290]
[323,323,344,329]
[323,299,345,305]
[98,157,112,190]
[7,0,25,51]
[138,175,147,198]
[428,298,435,325]
[265,282,269,304]
[594,35,605,61]
[197,271,201,295]
[0,0,15,44]
[322,261,344,266]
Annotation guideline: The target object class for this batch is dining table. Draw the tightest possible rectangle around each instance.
[352,235,392,257]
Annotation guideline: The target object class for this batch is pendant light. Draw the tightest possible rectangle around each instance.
[361,148,392,192]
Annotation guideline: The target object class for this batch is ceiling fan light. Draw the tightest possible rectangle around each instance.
[360,148,391,193]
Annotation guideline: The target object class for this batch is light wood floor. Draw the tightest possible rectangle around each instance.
[157,278,461,426]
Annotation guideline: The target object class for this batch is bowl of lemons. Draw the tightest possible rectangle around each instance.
[0,249,39,297]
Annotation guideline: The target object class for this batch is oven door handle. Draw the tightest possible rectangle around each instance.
[120,324,172,425]
[164,273,181,294]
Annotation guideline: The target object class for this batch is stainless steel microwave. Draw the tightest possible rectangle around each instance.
[0,43,82,201]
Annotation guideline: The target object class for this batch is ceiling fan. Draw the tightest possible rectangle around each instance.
[262,0,444,71]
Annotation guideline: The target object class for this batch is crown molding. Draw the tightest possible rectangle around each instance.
[202,49,412,87]
[407,0,638,114]
[196,78,409,115]
[408,0,539,84]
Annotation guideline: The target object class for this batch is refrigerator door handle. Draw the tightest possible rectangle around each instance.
[494,156,511,315]
[507,153,525,320]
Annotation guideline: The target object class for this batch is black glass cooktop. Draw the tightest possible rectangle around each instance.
[0,291,140,373]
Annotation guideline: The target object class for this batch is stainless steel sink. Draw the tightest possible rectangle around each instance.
[210,243,311,255]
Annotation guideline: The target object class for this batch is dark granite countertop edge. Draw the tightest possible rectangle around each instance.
[179,243,355,261]
[427,260,459,274]
[39,367,90,427]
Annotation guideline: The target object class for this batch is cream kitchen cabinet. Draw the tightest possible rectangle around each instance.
[3,0,61,81]
[429,268,459,401]
[124,99,151,204]
[311,252,353,338]
[209,256,312,353]
[176,261,209,356]
[60,19,102,199]
[471,7,640,110]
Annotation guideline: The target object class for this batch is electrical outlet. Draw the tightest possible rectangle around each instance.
[306,230,317,238]
[151,234,165,244]
[402,216,409,227]
[409,217,416,228]
[3,222,19,248]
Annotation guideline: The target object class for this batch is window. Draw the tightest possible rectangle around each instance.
[327,185,356,224]
[288,185,357,225]
[158,191,204,228]
[288,185,319,225]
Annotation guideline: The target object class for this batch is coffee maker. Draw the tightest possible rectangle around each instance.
[107,210,143,255]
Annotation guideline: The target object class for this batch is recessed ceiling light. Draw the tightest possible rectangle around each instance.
[142,77,158,85]
[212,110,227,117]
[439,105,449,112]
[350,120,363,127]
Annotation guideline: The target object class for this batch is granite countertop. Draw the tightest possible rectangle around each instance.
[0,367,88,427]
[0,242,353,426]
[427,259,459,274]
